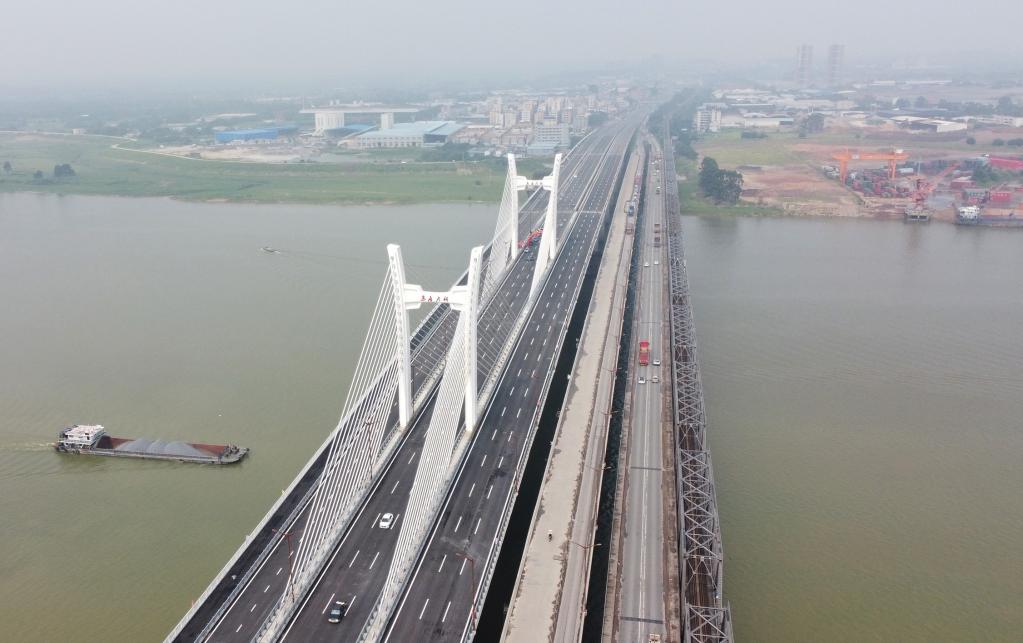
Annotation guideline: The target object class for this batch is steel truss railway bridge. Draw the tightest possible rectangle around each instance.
[168,118,643,643]
[661,119,734,643]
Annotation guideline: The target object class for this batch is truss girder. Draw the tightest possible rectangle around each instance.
[661,116,733,643]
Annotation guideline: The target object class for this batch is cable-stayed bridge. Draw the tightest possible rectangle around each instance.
[167,115,641,643]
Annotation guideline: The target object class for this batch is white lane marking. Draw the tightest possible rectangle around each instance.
[408,452,416,465]
[517,368,521,377]
[373,512,381,525]
[442,600,452,623]
[516,408,522,418]
[530,337,534,346]
[438,554,447,573]
[391,513,401,529]
[454,515,463,532]
[322,592,336,614]
[391,480,400,494]
[275,567,282,576]
[523,387,530,397]
[509,386,515,395]
[480,455,487,468]
[369,551,380,570]
[459,557,467,575]
[487,484,493,499]
[501,406,506,417]
[250,603,257,613]
[469,482,476,497]
[498,456,504,468]
[474,517,482,535]
[349,594,358,611]
[236,624,243,633]
[349,550,360,568]
[536,353,541,362]
[508,430,514,441]
[491,429,497,441]
[264,584,270,593]
[419,598,430,620]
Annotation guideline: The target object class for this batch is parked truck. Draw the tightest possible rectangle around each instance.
[638,340,650,366]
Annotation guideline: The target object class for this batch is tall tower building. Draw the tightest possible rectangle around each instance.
[827,44,845,87]
[796,44,813,86]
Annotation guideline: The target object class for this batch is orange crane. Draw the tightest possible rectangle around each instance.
[831,149,910,183]
[913,161,959,206]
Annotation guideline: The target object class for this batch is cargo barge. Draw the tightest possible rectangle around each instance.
[55,425,248,465]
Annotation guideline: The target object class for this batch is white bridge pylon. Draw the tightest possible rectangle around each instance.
[389,243,483,431]
[483,153,563,305]
[529,152,562,297]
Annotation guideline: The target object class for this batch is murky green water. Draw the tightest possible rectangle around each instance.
[3,196,1020,642]
[684,216,1023,642]
[0,194,493,642]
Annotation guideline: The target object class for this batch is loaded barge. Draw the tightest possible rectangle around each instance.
[55,425,248,465]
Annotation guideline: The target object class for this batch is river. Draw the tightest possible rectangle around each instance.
[0,193,494,642]
[684,215,1023,642]
[1,195,1020,642]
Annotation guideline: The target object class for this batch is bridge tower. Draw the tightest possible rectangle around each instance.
[529,153,562,298]
[387,243,482,430]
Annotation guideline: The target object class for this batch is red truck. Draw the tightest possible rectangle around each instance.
[638,340,650,366]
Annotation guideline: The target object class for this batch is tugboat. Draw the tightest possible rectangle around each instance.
[55,424,248,465]
[261,246,280,254]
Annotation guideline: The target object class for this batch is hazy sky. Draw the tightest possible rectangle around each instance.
[2,0,1021,90]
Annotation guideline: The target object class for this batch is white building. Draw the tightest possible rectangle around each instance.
[533,123,570,148]
[693,108,721,133]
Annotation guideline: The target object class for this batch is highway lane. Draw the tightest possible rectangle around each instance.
[202,126,623,642]
[273,128,623,642]
[617,137,668,642]
[383,119,641,642]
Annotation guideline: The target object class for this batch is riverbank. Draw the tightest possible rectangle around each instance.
[0,132,532,205]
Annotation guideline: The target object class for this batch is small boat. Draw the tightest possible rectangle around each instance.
[261,246,280,254]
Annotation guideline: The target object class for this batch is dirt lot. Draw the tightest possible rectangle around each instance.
[698,128,1023,219]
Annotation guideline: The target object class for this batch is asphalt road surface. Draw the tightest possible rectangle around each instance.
[617,138,668,642]
[382,118,642,643]
[201,123,626,642]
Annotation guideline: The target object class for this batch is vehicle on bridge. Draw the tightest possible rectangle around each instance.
[327,600,347,624]
[639,340,650,366]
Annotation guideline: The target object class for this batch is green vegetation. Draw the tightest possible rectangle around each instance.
[0,133,537,204]
[676,158,781,217]
[695,129,804,166]
[698,157,743,204]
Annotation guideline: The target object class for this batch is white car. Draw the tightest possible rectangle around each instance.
[644,262,650,267]
[652,375,660,383]
[638,376,646,384]
[379,512,395,529]
[653,359,661,366]
[654,260,659,265]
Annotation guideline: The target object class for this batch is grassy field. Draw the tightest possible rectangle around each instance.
[693,130,806,167]
[0,133,532,204]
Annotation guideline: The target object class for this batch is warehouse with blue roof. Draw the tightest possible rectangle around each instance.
[214,125,298,144]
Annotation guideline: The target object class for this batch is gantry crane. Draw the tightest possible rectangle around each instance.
[831,149,910,183]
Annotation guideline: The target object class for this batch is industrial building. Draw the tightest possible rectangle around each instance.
[214,126,298,144]
[353,121,464,148]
